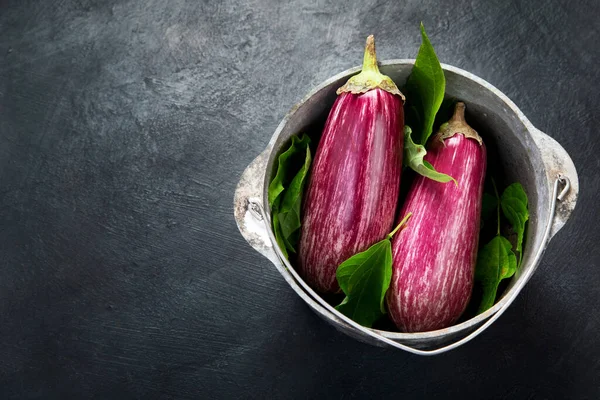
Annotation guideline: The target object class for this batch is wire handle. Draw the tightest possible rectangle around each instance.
[253,175,571,355]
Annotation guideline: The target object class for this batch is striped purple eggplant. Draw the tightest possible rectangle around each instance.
[387,102,486,332]
[297,36,405,293]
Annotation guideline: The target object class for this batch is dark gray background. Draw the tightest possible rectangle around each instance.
[1,0,598,399]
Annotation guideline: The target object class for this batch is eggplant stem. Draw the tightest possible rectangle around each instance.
[388,212,413,239]
[362,35,380,74]
[434,102,483,145]
[450,102,467,123]
[336,36,404,99]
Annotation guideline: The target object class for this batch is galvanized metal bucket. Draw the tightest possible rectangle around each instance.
[233,61,578,355]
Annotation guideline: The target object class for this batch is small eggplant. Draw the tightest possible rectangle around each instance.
[298,36,405,293]
[387,102,486,332]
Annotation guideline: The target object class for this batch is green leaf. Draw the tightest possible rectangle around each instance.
[500,183,529,265]
[403,126,456,184]
[267,134,312,257]
[334,213,412,327]
[474,235,517,313]
[405,23,446,145]
[272,213,288,259]
[268,134,311,210]
[335,240,392,327]
[276,146,312,253]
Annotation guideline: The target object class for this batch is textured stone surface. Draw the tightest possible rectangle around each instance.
[0,0,599,398]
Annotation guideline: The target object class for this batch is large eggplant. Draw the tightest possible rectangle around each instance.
[387,102,486,332]
[297,36,405,293]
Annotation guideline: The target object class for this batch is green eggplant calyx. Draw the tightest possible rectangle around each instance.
[336,35,405,100]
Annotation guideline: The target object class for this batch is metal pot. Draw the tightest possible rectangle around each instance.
[233,60,578,355]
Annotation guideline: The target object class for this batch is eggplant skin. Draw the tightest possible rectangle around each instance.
[298,89,404,293]
[387,133,486,332]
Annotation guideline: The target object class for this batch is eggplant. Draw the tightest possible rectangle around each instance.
[387,102,486,332]
[297,36,405,293]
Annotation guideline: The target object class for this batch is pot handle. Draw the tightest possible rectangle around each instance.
[252,176,571,355]
[531,128,579,238]
[233,149,280,265]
